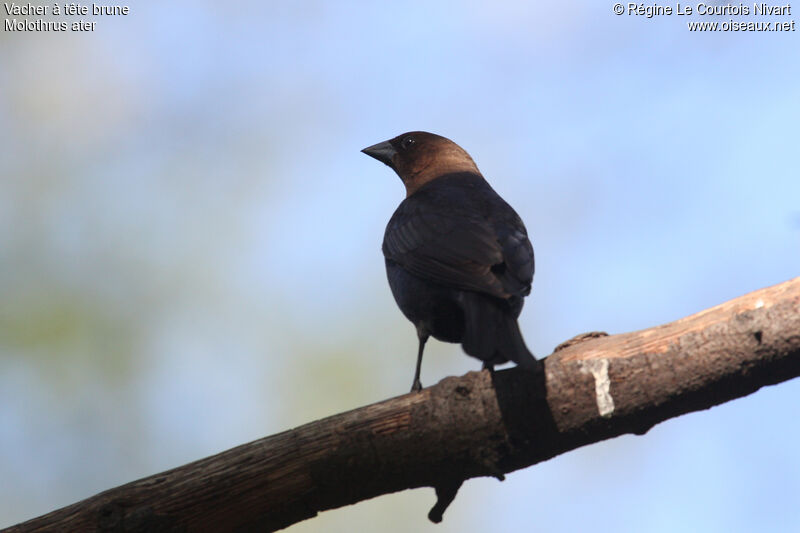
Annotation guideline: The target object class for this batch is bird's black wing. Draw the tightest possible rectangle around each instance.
[492,210,534,297]
[383,185,533,300]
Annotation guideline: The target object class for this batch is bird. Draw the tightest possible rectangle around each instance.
[361,131,538,392]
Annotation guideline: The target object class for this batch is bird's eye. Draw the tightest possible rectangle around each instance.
[401,137,416,150]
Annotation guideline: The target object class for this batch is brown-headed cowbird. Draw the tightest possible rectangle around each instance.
[362,131,538,392]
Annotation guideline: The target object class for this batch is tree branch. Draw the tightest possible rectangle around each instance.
[6,277,800,532]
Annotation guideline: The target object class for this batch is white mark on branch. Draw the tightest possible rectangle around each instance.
[580,359,615,417]
[755,299,764,309]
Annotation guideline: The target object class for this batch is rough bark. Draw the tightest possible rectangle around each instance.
[5,277,800,533]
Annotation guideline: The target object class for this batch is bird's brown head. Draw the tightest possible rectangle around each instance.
[361,131,481,197]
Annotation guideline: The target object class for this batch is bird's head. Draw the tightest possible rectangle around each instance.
[362,131,480,197]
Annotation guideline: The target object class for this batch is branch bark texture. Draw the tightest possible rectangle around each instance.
[6,277,800,532]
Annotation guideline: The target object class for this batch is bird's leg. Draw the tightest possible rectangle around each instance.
[411,327,429,393]
[482,361,495,373]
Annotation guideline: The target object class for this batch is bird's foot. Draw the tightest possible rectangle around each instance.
[410,379,423,393]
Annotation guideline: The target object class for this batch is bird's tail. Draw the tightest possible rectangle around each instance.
[496,314,539,370]
[461,294,538,370]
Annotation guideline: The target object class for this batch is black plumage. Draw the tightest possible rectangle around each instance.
[362,132,537,392]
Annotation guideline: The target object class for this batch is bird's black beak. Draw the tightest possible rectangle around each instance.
[361,140,397,168]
